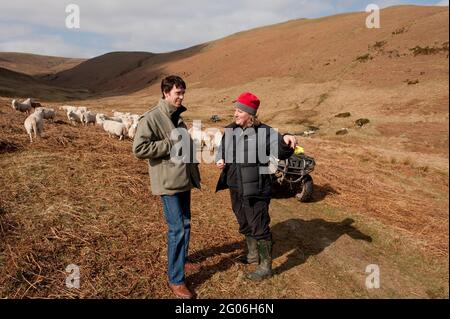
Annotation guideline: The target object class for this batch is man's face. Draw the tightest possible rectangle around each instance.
[234,108,251,127]
[164,85,185,107]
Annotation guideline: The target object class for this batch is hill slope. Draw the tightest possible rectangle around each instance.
[44,5,450,95]
[0,52,84,76]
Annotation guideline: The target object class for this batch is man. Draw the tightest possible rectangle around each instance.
[132,75,201,299]
[215,92,297,281]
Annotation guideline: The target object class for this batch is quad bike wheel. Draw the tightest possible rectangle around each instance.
[295,174,313,202]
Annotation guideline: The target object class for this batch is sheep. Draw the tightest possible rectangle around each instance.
[67,110,83,125]
[200,130,222,151]
[108,116,123,123]
[60,105,77,113]
[24,108,45,143]
[187,127,222,152]
[121,117,133,130]
[102,120,128,140]
[22,98,41,108]
[96,113,107,125]
[113,111,130,118]
[131,114,140,124]
[81,111,96,126]
[188,127,203,149]
[95,114,121,125]
[128,122,138,140]
[59,105,87,113]
[201,132,215,151]
[11,99,32,114]
[35,107,56,121]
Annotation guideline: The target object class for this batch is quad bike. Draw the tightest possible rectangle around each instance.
[271,147,315,202]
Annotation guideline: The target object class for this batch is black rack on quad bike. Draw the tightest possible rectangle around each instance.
[273,153,316,202]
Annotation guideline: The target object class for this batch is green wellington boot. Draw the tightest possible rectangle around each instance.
[246,239,273,281]
[239,236,259,264]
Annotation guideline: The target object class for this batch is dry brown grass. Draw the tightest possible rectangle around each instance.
[0,97,448,299]
[0,99,249,298]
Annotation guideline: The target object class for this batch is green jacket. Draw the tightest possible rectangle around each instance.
[132,99,201,195]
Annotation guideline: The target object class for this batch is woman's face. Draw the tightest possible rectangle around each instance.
[234,108,251,127]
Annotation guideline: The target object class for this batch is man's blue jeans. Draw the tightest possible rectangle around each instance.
[161,190,191,285]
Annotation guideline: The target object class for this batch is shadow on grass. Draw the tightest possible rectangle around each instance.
[272,218,372,275]
[186,218,371,290]
[271,183,340,202]
[187,241,243,291]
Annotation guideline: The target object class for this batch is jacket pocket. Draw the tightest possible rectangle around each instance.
[160,160,190,191]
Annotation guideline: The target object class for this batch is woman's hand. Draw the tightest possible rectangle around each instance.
[216,159,225,169]
[283,135,298,149]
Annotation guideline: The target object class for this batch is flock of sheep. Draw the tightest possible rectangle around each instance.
[11,98,139,143]
[11,98,222,151]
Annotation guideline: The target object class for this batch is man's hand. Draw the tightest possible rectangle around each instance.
[283,135,297,149]
[216,159,225,169]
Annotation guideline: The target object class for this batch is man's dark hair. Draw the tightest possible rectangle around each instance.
[161,75,186,99]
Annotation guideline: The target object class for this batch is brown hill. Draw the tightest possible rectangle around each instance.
[0,66,91,101]
[42,5,448,97]
[47,51,157,93]
[0,52,84,76]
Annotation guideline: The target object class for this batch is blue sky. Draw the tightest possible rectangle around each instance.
[0,0,448,58]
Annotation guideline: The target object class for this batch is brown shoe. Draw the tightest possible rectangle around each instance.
[185,262,201,273]
[168,283,194,299]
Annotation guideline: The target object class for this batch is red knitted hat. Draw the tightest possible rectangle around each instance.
[235,92,260,115]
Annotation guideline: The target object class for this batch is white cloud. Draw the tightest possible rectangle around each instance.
[0,35,98,58]
[435,0,449,6]
[0,23,34,41]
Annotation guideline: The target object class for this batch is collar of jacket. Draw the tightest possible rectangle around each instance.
[157,98,186,117]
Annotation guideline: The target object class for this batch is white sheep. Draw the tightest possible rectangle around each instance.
[60,105,77,113]
[201,133,214,151]
[113,111,131,117]
[81,111,96,126]
[200,130,222,151]
[24,108,45,143]
[12,99,32,114]
[128,122,138,140]
[95,114,121,125]
[96,113,106,125]
[109,116,123,123]
[67,110,83,125]
[23,98,41,108]
[131,114,140,124]
[103,120,128,140]
[188,127,202,148]
[121,117,133,130]
[35,107,56,121]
